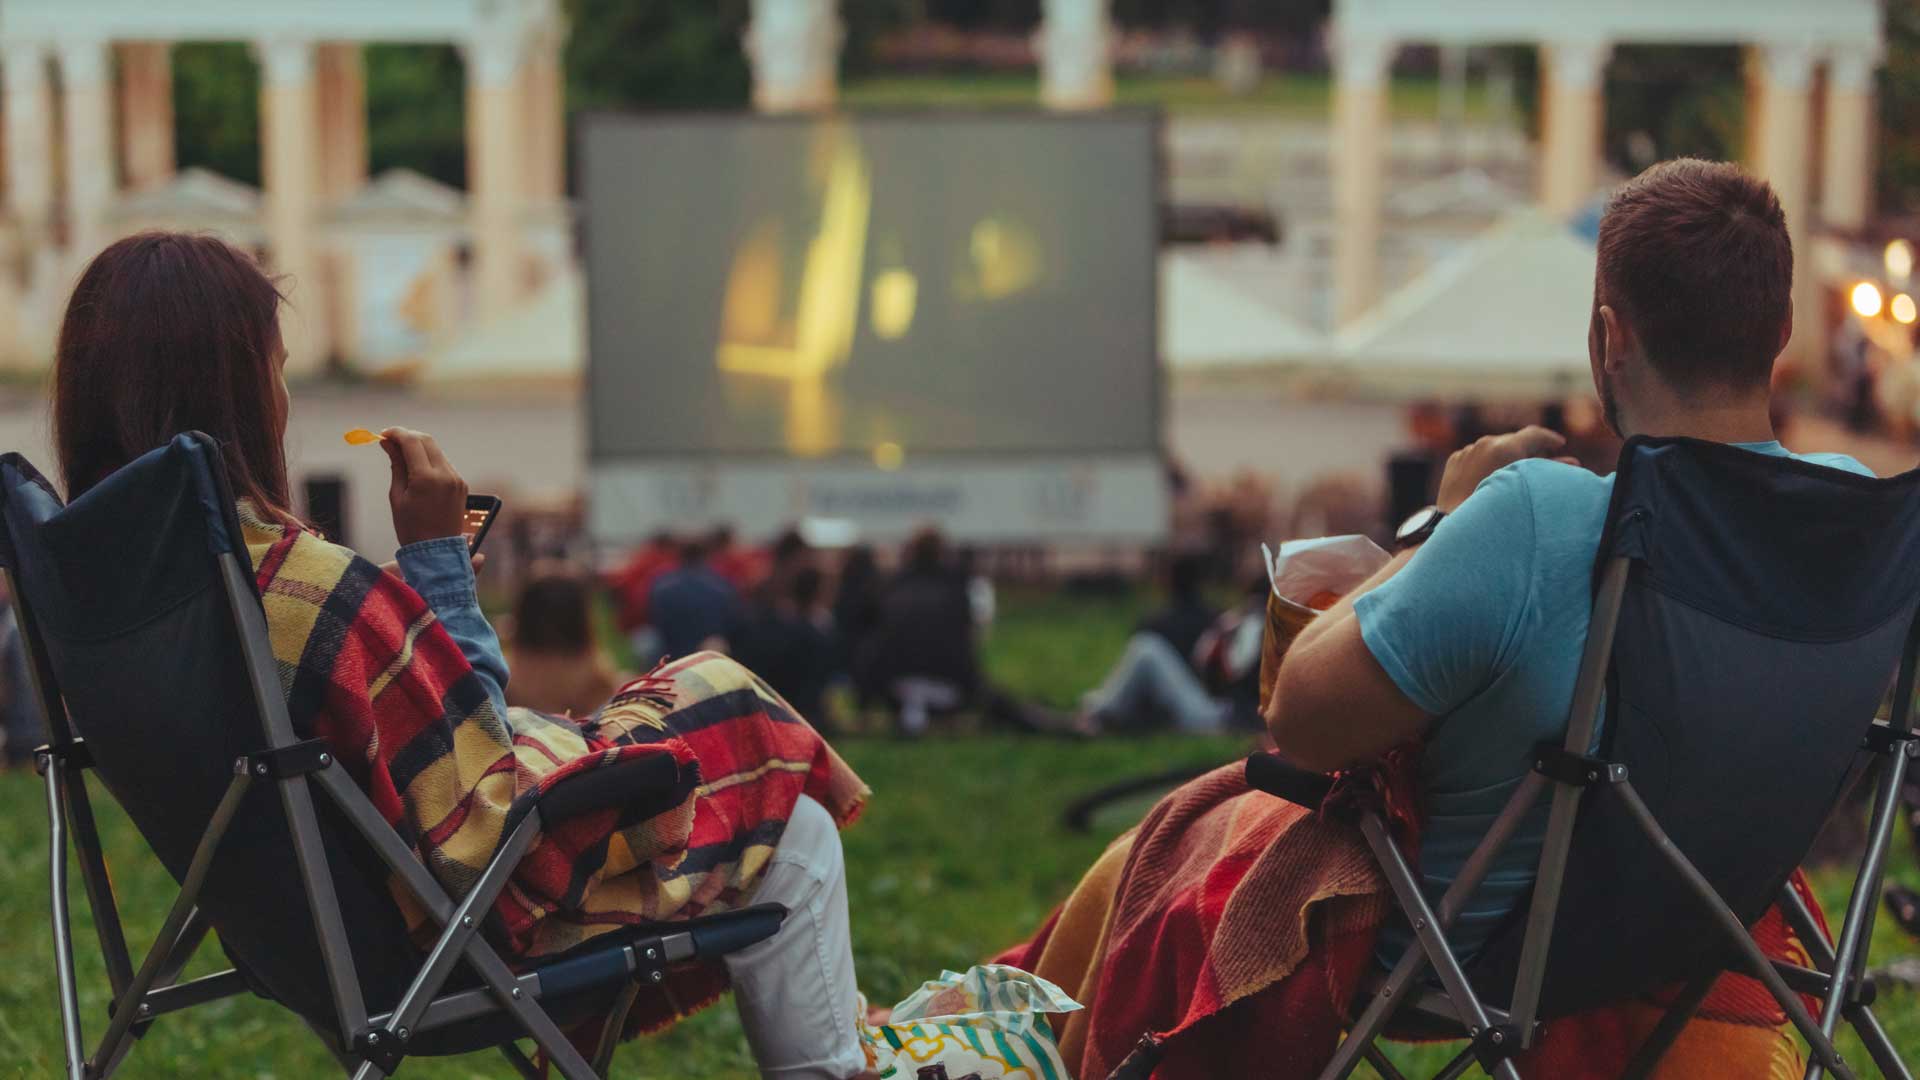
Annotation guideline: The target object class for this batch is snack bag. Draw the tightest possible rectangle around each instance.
[1257,536,1391,710]
[860,964,1083,1079]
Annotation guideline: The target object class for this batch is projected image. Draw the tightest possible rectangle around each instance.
[583,114,1158,463]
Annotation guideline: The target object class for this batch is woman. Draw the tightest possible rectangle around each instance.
[51,233,875,1080]
[505,566,624,717]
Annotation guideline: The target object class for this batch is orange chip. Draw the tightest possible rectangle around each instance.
[343,428,382,446]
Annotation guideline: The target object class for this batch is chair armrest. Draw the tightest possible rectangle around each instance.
[532,904,788,1000]
[533,751,695,826]
[1244,752,1333,809]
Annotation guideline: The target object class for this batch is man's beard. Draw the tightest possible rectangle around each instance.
[1598,370,1623,437]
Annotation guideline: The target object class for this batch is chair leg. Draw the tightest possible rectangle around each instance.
[1360,1044,1407,1080]
[1811,745,1913,1080]
[42,757,87,1080]
[1431,1045,1480,1080]
[1779,884,1915,1080]
[500,1041,544,1080]
[1611,782,1855,1080]
[1356,814,1515,1080]
[592,981,643,1075]
[1619,969,1717,1080]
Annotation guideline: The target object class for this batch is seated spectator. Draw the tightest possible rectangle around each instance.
[648,535,742,659]
[833,545,884,703]
[504,568,624,718]
[605,530,677,658]
[858,528,978,734]
[49,232,876,1078]
[1137,552,1217,668]
[733,566,838,731]
[1001,161,1865,1077]
[1074,573,1261,736]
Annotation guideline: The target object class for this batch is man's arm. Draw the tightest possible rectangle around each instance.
[1266,547,1426,771]
[1264,427,1568,772]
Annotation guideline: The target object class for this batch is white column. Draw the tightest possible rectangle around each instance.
[257,37,327,373]
[1753,42,1819,378]
[1037,0,1113,110]
[1820,46,1878,233]
[1332,33,1394,326]
[465,31,526,315]
[117,42,174,192]
[521,19,567,205]
[4,43,53,240]
[317,44,367,202]
[745,0,841,112]
[1538,39,1611,217]
[55,38,113,260]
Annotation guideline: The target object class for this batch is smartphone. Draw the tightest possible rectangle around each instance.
[463,494,502,555]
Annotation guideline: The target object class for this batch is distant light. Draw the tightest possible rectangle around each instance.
[1852,281,1885,319]
[1895,293,1918,325]
[1888,240,1915,283]
[873,441,904,470]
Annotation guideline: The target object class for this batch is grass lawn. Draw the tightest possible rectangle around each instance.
[1,589,1916,1078]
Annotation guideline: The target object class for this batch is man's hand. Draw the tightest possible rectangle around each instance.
[1434,426,1571,513]
[380,427,468,547]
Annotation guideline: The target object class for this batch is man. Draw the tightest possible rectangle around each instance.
[1266,158,1874,961]
[1139,552,1218,669]
[646,535,741,659]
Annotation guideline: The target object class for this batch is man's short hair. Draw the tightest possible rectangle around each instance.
[1595,158,1792,392]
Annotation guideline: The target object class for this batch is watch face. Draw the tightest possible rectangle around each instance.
[1396,505,1440,543]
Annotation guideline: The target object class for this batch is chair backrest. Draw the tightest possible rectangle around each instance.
[1473,436,1920,1017]
[0,435,421,1029]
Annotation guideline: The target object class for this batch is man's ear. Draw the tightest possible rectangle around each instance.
[1597,304,1630,374]
[1778,303,1794,356]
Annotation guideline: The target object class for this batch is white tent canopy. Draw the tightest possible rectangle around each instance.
[1160,248,1323,372]
[1328,210,1598,397]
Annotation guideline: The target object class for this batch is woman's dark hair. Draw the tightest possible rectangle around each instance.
[52,232,294,519]
[513,574,596,654]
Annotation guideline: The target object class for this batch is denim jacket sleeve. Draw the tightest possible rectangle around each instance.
[394,536,510,715]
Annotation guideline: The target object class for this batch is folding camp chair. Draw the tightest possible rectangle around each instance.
[4,432,787,1080]
[1238,436,1920,1080]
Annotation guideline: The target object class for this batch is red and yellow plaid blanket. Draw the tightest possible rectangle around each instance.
[241,506,868,1031]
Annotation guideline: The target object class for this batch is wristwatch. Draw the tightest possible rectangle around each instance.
[1394,505,1445,550]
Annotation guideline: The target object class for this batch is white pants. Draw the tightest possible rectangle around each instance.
[724,794,866,1079]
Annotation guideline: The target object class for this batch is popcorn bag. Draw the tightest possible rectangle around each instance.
[860,964,1084,1079]
[1257,536,1391,710]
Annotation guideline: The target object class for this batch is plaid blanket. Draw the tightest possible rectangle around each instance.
[239,505,868,1004]
[999,758,1823,1079]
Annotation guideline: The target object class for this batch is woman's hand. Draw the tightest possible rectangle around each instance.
[380,427,468,547]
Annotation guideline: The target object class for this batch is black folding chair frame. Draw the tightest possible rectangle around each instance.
[1244,552,1918,1080]
[18,478,783,1080]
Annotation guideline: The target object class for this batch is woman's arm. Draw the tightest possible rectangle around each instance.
[395,536,510,716]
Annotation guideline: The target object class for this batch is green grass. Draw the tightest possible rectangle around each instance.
[0,592,1916,1077]
[841,71,1493,120]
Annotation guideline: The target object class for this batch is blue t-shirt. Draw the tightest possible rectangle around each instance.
[1355,441,1872,964]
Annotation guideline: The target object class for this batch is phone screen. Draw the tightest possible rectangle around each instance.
[463,496,502,554]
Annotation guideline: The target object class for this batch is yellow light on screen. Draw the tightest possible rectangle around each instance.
[1851,281,1885,319]
[1888,239,1915,283]
[869,269,918,341]
[1895,293,1918,325]
[873,441,904,470]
